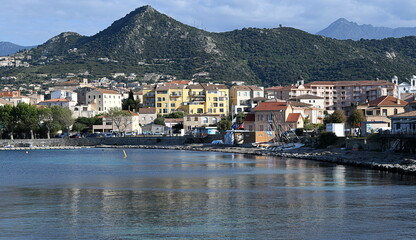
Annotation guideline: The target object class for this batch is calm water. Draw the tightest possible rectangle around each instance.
[1,148,416,239]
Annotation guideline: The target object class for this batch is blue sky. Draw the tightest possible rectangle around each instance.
[2,0,416,46]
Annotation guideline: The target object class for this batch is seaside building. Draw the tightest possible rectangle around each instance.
[93,110,140,134]
[357,95,408,125]
[38,98,76,109]
[230,85,264,114]
[183,114,221,131]
[86,88,122,112]
[268,79,397,111]
[138,108,157,126]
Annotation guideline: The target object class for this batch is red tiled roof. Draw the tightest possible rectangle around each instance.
[138,108,156,114]
[265,86,283,90]
[255,102,288,111]
[390,111,416,118]
[167,80,191,85]
[305,80,394,87]
[368,96,407,107]
[40,98,69,103]
[93,88,121,95]
[286,113,302,122]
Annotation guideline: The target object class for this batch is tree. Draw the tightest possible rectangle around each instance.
[347,108,365,136]
[0,104,14,139]
[165,111,184,119]
[38,107,53,139]
[13,103,39,139]
[154,114,165,125]
[50,106,75,133]
[73,116,103,132]
[105,107,131,133]
[122,90,140,111]
[235,112,246,125]
[217,116,232,131]
[324,110,346,124]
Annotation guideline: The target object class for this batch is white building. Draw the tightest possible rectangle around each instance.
[51,89,78,103]
[38,99,76,109]
[395,75,416,99]
[86,89,122,112]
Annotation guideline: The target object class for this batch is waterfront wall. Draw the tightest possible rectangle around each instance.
[0,136,186,147]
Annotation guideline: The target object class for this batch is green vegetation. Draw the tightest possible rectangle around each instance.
[317,132,338,149]
[154,114,165,126]
[0,103,74,139]
[324,110,347,124]
[4,6,416,87]
[72,116,103,133]
[122,90,140,111]
[217,115,232,132]
[164,111,185,119]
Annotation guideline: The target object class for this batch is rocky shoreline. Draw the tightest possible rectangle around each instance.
[2,143,415,175]
[98,144,416,175]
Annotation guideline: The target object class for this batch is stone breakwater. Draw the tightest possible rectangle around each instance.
[99,144,416,175]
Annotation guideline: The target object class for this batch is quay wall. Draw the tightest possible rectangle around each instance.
[0,136,185,147]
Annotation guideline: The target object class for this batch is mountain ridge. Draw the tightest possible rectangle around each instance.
[0,41,36,56]
[4,6,416,87]
[317,18,416,40]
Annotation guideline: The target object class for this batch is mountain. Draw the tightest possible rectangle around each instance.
[317,18,416,40]
[4,6,416,87]
[0,41,35,56]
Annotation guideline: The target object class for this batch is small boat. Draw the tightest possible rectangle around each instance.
[123,150,127,158]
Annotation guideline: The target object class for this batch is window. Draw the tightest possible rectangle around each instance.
[382,109,387,116]
[366,111,373,116]
[171,103,175,107]
[194,117,198,121]
[394,109,398,115]
[203,117,209,123]
[212,117,217,124]
[157,103,162,107]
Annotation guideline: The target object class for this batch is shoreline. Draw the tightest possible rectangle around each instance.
[98,144,416,175]
[2,143,416,175]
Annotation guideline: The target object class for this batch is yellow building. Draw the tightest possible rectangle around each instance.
[143,83,230,116]
[155,84,189,114]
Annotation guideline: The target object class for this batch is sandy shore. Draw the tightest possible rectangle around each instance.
[98,144,416,175]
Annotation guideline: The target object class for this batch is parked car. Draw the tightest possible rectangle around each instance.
[55,132,69,138]
[70,133,82,138]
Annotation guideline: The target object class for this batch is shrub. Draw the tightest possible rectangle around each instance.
[317,131,338,149]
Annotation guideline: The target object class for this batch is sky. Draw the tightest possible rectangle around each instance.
[1,0,416,46]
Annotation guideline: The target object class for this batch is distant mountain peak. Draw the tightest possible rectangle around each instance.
[318,18,416,40]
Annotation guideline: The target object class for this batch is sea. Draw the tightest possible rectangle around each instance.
[1,148,416,239]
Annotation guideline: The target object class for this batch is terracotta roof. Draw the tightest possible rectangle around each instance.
[0,98,13,105]
[138,108,156,114]
[255,101,288,111]
[288,101,313,107]
[390,111,416,118]
[40,98,70,103]
[305,80,394,87]
[368,96,408,107]
[244,114,255,122]
[167,80,191,85]
[201,84,228,90]
[265,86,283,90]
[292,94,324,100]
[187,84,203,90]
[156,84,186,91]
[93,88,121,95]
[231,85,251,91]
[165,118,183,123]
[286,113,302,122]
[123,110,138,116]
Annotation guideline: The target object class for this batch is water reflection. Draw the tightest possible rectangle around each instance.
[1,149,416,239]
